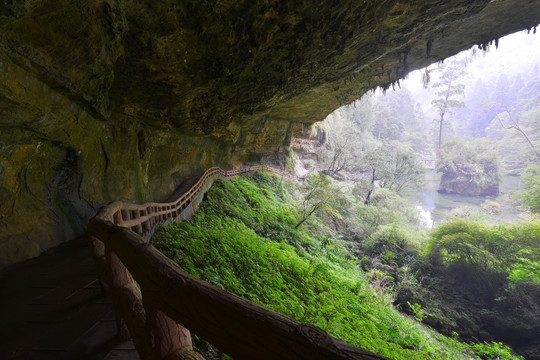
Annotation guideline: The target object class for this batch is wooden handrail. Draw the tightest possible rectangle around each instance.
[87,166,389,360]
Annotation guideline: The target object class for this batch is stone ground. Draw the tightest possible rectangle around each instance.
[0,237,140,360]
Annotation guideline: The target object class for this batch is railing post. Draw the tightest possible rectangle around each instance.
[106,247,132,340]
[143,299,205,360]
[89,235,109,294]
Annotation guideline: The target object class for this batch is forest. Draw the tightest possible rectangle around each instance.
[152,31,540,359]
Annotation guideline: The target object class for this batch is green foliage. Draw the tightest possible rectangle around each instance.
[520,164,540,213]
[508,254,540,284]
[318,89,429,180]
[354,144,424,204]
[371,89,429,150]
[467,342,523,360]
[348,187,427,303]
[438,329,525,360]
[428,220,507,272]
[437,137,500,189]
[440,335,523,360]
[413,218,539,357]
[296,172,343,229]
[485,74,540,168]
[318,97,377,175]
[153,172,481,360]
[349,188,423,240]
[407,301,425,322]
[426,218,540,288]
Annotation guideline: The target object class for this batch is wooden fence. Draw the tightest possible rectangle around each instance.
[87,166,389,360]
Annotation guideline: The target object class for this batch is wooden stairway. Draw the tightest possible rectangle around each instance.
[0,237,139,360]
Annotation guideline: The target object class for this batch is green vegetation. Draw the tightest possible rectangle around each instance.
[281,43,540,359]
[426,219,540,286]
[150,52,540,360]
[397,219,540,357]
[485,71,540,168]
[519,165,540,213]
[437,138,500,196]
[295,172,342,229]
[428,56,467,150]
[153,172,526,360]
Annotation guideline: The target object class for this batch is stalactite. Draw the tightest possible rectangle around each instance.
[402,48,409,72]
[426,39,433,57]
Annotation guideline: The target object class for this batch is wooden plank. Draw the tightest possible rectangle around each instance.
[104,349,142,360]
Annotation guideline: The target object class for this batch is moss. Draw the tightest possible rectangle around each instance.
[136,187,144,204]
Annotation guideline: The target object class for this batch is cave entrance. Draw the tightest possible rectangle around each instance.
[294,28,540,227]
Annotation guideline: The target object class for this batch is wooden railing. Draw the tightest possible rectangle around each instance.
[87,166,389,360]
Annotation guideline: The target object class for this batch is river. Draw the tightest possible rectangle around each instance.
[406,169,525,228]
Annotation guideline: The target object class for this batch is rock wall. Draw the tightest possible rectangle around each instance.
[1,0,540,266]
[438,173,500,197]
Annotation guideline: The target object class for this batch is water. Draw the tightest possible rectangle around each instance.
[406,169,525,228]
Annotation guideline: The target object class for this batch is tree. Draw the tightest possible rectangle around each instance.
[429,58,468,151]
[357,146,391,205]
[324,136,349,175]
[355,144,423,204]
[390,146,425,193]
[372,90,414,141]
[484,70,540,168]
[319,95,377,176]
[295,172,341,229]
[492,110,538,162]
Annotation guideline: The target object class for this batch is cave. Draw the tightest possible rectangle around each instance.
[1,1,539,359]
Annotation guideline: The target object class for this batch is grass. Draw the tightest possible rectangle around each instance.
[152,171,522,360]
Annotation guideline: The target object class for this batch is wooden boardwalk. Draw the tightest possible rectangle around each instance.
[0,237,139,360]
[87,166,389,360]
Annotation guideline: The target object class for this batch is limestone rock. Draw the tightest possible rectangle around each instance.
[438,173,500,197]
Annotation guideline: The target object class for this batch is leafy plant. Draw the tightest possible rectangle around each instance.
[467,341,523,360]
[407,301,425,322]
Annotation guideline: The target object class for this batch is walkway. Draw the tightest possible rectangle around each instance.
[0,237,139,360]
[0,166,285,360]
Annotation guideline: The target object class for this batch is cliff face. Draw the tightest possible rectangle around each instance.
[1,0,539,266]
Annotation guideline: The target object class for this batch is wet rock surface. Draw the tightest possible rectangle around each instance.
[438,173,500,197]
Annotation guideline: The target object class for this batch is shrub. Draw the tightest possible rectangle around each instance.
[520,164,540,213]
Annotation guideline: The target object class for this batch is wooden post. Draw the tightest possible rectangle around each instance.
[144,298,205,360]
[89,235,109,294]
[106,247,132,340]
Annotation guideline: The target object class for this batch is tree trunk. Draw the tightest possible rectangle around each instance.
[364,168,376,205]
[437,79,453,152]
[295,202,322,229]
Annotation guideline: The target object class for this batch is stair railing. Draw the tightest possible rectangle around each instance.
[87,166,388,360]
